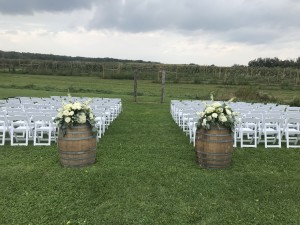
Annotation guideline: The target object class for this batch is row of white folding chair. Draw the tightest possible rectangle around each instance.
[0,113,56,146]
[234,116,300,148]
[0,115,8,145]
[6,107,120,145]
[10,115,55,146]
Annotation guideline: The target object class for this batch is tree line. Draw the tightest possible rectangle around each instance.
[248,57,300,68]
[0,50,156,64]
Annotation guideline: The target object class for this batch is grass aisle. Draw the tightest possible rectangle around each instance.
[97,101,198,224]
[0,100,299,225]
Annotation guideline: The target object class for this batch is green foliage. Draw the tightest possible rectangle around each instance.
[288,96,300,106]
[234,86,277,102]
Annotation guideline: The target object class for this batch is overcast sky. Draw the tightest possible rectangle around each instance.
[0,0,299,66]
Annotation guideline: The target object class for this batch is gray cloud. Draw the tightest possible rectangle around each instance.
[0,0,95,14]
[88,0,300,44]
[0,0,299,45]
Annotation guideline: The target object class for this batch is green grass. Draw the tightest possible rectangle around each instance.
[0,73,300,224]
[1,72,300,102]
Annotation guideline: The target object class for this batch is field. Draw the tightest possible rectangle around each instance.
[0,73,300,224]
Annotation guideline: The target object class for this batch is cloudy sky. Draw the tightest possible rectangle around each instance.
[0,0,299,66]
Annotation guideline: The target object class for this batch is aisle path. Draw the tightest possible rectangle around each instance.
[98,101,195,170]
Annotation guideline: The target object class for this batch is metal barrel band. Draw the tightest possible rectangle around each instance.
[59,147,96,154]
[199,156,232,161]
[203,139,233,143]
[64,131,93,135]
[58,135,96,141]
[198,150,232,157]
[209,127,229,130]
[204,133,231,137]
[201,163,231,168]
[60,155,96,161]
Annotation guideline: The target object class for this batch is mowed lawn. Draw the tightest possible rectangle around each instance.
[0,73,300,224]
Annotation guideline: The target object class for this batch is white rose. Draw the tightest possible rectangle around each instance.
[78,113,87,123]
[206,116,212,121]
[69,111,74,116]
[202,118,207,127]
[63,110,70,116]
[216,107,223,113]
[65,117,71,123]
[57,112,63,118]
[225,109,232,115]
[89,113,94,119]
[205,106,215,114]
[72,102,82,110]
[64,103,72,110]
[212,113,218,118]
[212,102,222,108]
[219,114,227,122]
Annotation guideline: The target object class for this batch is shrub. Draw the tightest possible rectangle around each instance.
[288,96,300,106]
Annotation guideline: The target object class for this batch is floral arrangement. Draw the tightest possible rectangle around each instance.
[54,95,96,135]
[197,96,238,132]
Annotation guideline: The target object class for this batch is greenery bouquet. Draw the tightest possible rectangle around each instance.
[54,94,96,135]
[197,96,238,132]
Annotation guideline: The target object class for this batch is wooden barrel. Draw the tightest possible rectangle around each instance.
[58,124,97,167]
[199,126,233,169]
[195,128,205,163]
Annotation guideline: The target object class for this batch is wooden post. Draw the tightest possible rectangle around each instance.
[102,64,105,78]
[161,70,165,103]
[134,70,138,102]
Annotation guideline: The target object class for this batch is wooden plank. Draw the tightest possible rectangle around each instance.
[161,70,165,103]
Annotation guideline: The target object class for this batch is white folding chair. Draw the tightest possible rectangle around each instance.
[238,118,261,148]
[285,118,300,148]
[263,118,284,148]
[0,115,8,145]
[31,115,53,146]
[8,115,30,146]
[95,115,106,141]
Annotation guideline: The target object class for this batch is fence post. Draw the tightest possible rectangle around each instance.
[161,70,165,103]
[102,64,105,78]
[134,70,138,102]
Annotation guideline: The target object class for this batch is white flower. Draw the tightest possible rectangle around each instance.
[78,113,87,124]
[65,117,71,123]
[212,113,218,118]
[57,112,63,118]
[89,113,94,119]
[69,111,74,116]
[63,110,70,116]
[205,106,215,114]
[225,108,232,115]
[207,116,212,121]
[72,102,82,110]
[202,118,207,127]
[212,102,222,108]
[216,107,223,113]
[219,114,227,122]
[64,103,72,110]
